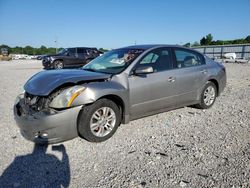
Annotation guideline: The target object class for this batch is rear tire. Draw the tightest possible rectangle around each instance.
[54,60,64,69]
[78,99,121,142]
[196,81,217,109]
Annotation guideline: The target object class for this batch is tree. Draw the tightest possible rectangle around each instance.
[200,37,206,45]
[192,41,200,47]
[206,34,213,45]
[245,35,250,43]
[200,34,213,45]
[183,43,191,47]
[40,45,47,54]
[23,46,34,55]
[99,48,109,52]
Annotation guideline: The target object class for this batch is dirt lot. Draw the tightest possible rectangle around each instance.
[0,60,249,187]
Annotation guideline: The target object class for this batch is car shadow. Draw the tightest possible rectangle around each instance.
[0,144,70,188]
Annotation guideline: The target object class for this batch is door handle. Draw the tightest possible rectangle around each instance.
[168,76,175,82]
[201,69,207,74]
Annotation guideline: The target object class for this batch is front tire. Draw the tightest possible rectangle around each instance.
[196,81,217,109]
[54,60,64,69]
[78,99,121,142]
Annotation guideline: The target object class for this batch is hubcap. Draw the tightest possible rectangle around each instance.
[55,62,63,69]
[90,107,116,137]
[203,86,215,106]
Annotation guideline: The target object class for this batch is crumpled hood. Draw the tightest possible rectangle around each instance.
[24,69,111,96]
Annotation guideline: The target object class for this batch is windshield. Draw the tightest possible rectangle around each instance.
[57,48,68,55]
[82,48,144,74]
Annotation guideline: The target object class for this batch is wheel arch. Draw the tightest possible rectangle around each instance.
[208,78,219,96]
[52,58,64,64]
[98,94,126,124]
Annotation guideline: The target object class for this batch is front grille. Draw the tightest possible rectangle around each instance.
[23,92,49,112]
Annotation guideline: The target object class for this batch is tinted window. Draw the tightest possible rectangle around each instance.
[68,48,76,55]
[138,48,172,72]
[174,49,205,68]
[77,48,86,54]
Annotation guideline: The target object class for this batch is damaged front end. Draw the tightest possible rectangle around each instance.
[14,89,83,144]
[15,92,55,117]
[13,68,113,144]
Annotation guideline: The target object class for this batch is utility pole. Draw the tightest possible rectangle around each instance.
[55,36,58,54]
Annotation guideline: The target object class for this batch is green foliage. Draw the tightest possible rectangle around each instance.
[0,45,58,55]
[200,33,213,45]
[183,43,191,47]
[0,45,110,55]
[200,37,206,45]
[99,48,109,52]
[206,34,213,44]
[192,41,200,47]
[245,35,250,43]
[199,34,250,46]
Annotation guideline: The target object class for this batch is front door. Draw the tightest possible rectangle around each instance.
[64,48,77,67]
[76,48,87,66]
[128,47,178,117]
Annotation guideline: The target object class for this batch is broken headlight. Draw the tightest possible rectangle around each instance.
[49,86,86,109]
[14,91,25,105]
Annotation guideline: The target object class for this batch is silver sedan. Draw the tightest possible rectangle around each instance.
[14,45,226,143]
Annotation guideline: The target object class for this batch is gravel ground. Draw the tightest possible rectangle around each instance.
[0,60,249,188]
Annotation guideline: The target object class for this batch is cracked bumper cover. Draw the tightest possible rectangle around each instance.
[14,100,82,144]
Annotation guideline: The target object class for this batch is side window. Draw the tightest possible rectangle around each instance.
[174,49,205,68]
[77,48,86,54]
[138,48,172,72]
[68,48,76,56]
[140,53,159,64]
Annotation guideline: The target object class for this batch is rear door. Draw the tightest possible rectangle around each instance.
[128,47,179,117]
[171,48,208,105]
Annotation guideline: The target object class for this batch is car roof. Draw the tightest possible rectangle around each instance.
[117,44,186,50]
[117,44,204,56]
[67,47,97,49]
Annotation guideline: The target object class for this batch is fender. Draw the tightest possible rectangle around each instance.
[72,80,130,123]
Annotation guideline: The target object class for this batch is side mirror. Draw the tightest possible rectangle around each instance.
[134,66,154,75]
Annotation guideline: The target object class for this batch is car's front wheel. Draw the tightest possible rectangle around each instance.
[78,99,121,142]
[54,60,64,69]
[197,81,217,109]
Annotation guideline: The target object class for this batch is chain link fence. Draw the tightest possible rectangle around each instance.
[193,44,250,59]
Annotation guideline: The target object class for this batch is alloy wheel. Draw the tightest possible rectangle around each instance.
[90,107,116,137]
[203,86,216,106]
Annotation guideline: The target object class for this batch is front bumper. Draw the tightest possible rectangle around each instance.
[14,98,82,144]
[42,59,53,69]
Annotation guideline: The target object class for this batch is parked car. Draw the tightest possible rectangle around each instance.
[14,45,226,144]
[42,47,102,69]
[223,52,236,60]
[1,48,8,56]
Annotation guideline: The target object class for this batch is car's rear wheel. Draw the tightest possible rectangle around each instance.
[54,60,64,69]
[196,81,217,109]
[78,99,121,142]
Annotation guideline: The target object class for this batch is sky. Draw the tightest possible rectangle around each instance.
[0,0,250,49]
